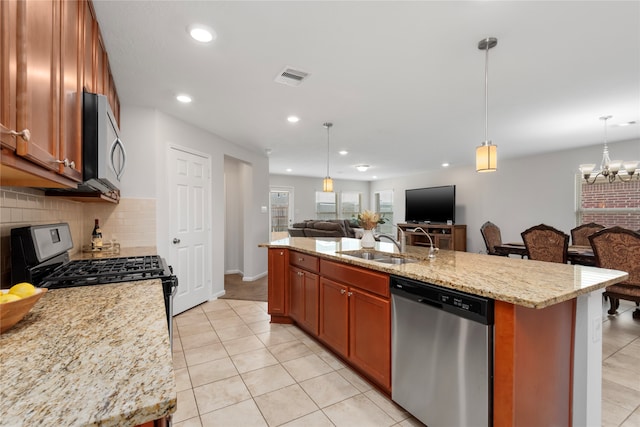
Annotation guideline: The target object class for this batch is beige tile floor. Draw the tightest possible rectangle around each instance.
[171,298,640,427]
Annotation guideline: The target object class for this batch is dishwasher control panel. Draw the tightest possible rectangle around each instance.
[390,275,494,325]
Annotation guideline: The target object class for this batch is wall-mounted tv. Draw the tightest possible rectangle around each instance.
[405,185,456,224]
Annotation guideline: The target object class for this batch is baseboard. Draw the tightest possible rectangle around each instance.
[243,271,267,282]
[225,269,242,275]
[211,289,226,300]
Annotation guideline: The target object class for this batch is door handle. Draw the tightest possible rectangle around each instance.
[173,238,180,244]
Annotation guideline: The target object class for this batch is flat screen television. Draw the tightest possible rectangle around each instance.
[405,185,456,224]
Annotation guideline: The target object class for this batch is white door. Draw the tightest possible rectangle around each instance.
[168,147,211,315]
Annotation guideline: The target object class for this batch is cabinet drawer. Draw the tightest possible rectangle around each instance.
[290,251,319,273]
[320,259,389,298]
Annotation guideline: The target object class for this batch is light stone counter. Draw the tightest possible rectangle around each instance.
[0,280,176,426]
[261,237,628,309]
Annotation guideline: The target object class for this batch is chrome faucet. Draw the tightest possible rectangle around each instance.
[412,226,437,259]
[377,224,406,253]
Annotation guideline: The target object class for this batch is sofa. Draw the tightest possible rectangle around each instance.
[288,219,361,238]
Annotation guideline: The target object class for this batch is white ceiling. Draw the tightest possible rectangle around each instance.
[92,1,640,181]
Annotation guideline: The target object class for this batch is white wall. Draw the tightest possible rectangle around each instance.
[224,157,243,274]
[269,175,371,222]
[120,105,270,296]
[371,138,640,253]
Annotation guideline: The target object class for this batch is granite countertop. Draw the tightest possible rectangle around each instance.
[0,280,176,426]
[261,237,629,309]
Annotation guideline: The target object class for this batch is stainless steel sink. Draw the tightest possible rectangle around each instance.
[338,250,419,265]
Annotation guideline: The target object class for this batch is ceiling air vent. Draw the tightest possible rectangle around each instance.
[274,67,310,87]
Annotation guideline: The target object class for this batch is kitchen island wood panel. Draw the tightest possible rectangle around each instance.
[0,280,176,426]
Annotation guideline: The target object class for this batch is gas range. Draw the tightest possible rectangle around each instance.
[42,255,171,289]
[10,223,178,338]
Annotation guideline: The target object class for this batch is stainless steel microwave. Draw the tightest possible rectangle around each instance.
[82,92,126,193]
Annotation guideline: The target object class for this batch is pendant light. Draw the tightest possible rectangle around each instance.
[476,37,498,173]
[322,122,334,192]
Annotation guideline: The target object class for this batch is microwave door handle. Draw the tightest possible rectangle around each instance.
[110,138,126,181]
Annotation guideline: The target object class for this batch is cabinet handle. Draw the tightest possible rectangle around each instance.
[298,257,304,262]
[279,251,283,256]
[347,292,353,297]
[340,289,346,295]
[8,129,31,142]
[298,272,303,276]
[55,158,75,169]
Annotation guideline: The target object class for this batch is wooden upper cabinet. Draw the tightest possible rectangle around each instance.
[0,0,18,150]
[82,0,95,93]
[14,0,60,171]
[58,0,83,181]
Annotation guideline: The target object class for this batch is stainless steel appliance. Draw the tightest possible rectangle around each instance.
[82,92,126,194]
[10,223,178,341]
[390,275,493,427]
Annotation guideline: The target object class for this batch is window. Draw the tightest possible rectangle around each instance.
[340,192,361,220]
[576,176,640,230]
[315,192,337,220]
[375,190,394,234]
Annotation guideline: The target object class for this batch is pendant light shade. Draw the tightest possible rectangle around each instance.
[476,143,497,172]
[476,37,498,173]
[323,122,334,192]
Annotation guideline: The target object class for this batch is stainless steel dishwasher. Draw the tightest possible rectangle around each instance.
[390,275,494,427]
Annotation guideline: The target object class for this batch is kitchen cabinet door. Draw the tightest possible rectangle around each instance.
[82,0,95,93]
[267,249,289,317]
[319,277,349,358]
[301,271,319,335]
[58,0,82,182]
[0,0,17,150]
[15,0,60,171]
[349,287,391,390]
[289,266,304,323]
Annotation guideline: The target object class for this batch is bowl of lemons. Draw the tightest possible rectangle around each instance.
[0,283,47,334]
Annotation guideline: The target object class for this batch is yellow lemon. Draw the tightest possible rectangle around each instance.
[0,293,21,304]
[8,282,36,298]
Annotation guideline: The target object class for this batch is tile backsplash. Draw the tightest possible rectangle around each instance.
[0,187,156,287]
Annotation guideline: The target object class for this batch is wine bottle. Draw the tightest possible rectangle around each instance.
[91,218,103,249]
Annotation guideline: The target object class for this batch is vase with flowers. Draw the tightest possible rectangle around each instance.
[357,210,386,248]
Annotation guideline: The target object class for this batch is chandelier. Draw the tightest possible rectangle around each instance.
[322,122,334,192]
[579,116,639,184]
[476,37,498,173]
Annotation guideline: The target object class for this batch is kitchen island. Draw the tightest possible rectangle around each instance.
[261,236,628,427]
[0,280,176,426]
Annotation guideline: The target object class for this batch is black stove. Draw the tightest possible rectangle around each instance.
[43,255,170,288]
[10,223,178,338]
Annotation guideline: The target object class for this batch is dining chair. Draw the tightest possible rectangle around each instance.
[589,227,640,319]
[480,221,504,256]
[521,224,569,263]
[570,222,605,246]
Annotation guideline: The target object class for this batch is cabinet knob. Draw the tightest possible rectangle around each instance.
[279,251,283,256]
[298,272,303,276]
[298,257,304,262]
[55,158,75,169]
[8,129,31,142]
[347,292,353,297]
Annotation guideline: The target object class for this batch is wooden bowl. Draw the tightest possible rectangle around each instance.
[0,288,47,334]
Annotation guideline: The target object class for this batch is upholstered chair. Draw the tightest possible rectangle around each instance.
[480,221,504,256]
[521,224,569,263]
[589,227,640,318]
[570,222,605,246]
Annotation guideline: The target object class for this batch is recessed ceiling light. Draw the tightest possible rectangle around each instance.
[372,175,378,179]
[286,168,292,173]
[356,165,370,172]
[442,162,450,167]
[339,150,348,155]
[187,24,216,43]
[287,116,299,123]
[176,94,192,103]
